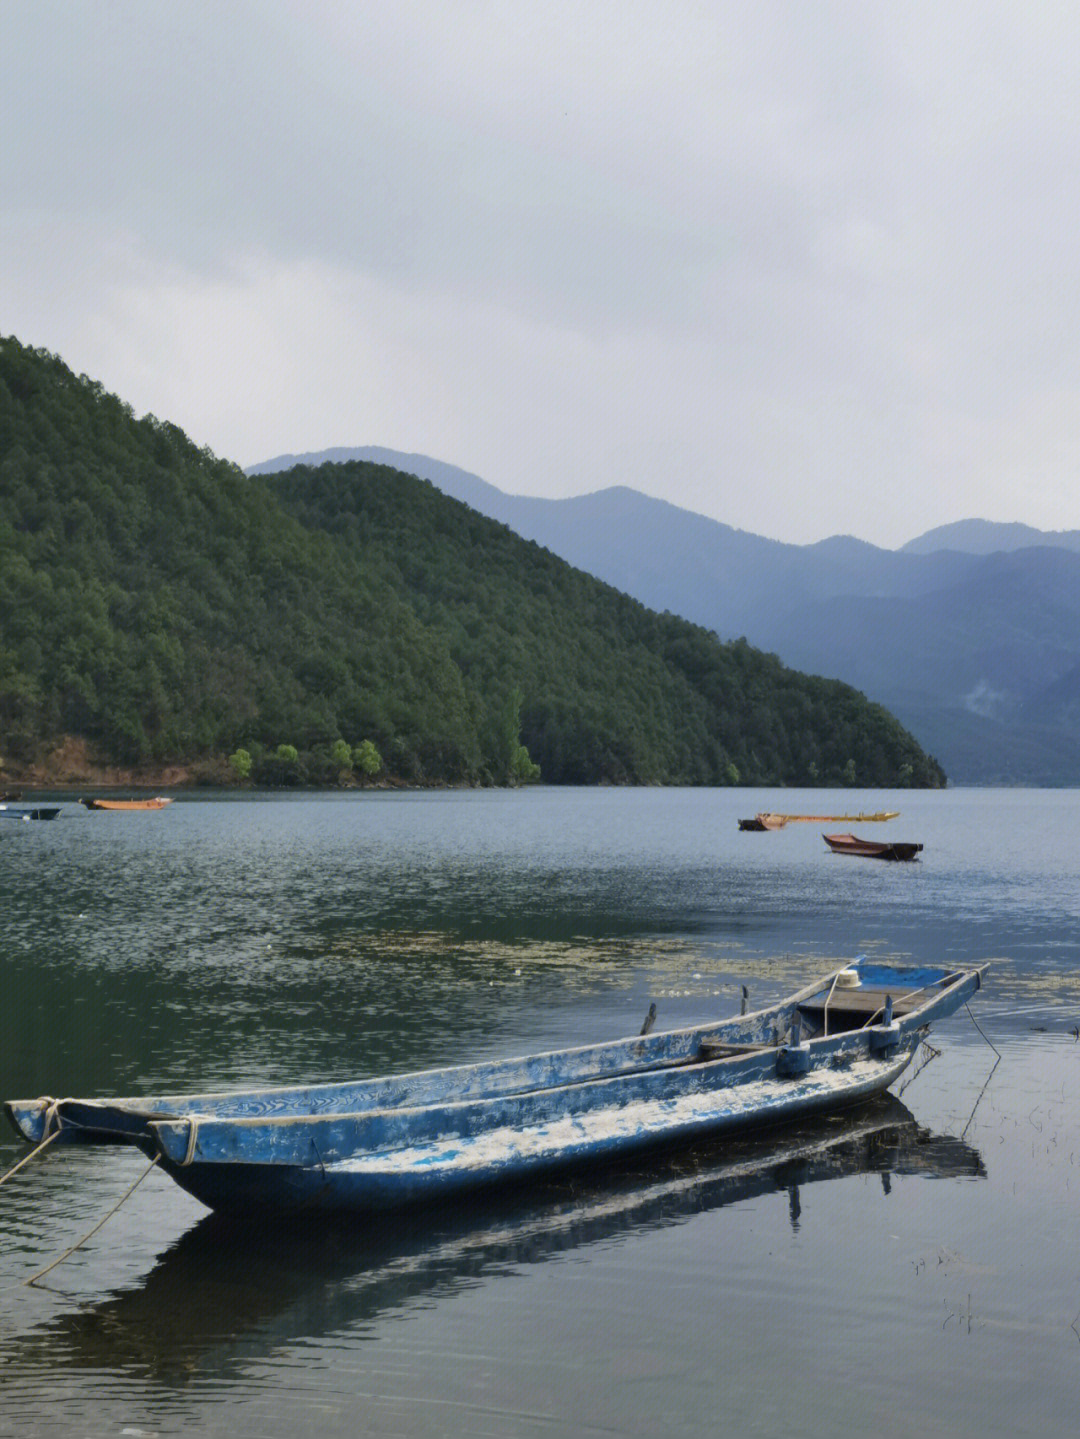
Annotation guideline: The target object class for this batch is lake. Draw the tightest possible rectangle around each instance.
[2,787,1079,1437]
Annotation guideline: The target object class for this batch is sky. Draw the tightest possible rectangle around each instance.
[3,1,1080,549]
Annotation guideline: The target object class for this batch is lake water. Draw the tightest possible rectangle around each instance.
[2,787,1080,1437]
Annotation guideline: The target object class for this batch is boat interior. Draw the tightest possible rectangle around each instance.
[794,985,922,1039]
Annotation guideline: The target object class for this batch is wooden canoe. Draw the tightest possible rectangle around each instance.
[6,958,982,1215]
[751,811,900,829]
[80,797,172,811]
[823,833,923,861]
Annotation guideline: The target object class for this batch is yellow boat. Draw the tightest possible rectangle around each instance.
[743,811,900,830]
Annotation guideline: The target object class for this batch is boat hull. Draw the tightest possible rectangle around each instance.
[823,833,923,861]
[154,1046,918,1213]
[747,812,900,830]
[80,797,171,811]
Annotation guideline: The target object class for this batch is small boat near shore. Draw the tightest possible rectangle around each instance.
[6,957,982,1216]
[741,810,899,830]
[824,833,923,861]
[79,797,172,811]
[0,804,61,821]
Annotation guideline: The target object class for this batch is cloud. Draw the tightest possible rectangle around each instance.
[4,1,1080,546]
[2,2,722,332]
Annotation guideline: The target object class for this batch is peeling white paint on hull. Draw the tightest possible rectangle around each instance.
[162,1048,917,1213]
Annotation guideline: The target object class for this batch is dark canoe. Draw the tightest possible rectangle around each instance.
[6,958,983,1215]
[0,805,61,821]
[823,833,923,861]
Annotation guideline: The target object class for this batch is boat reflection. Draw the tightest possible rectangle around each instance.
[16,1094,983,1376]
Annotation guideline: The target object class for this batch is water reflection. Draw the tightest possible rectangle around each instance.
[13,1095,983,1382]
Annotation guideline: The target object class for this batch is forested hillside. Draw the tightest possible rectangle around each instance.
[0,337,945,788]
[259,447,1080,785]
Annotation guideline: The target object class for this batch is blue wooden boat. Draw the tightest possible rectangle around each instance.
[5,958,983,1214]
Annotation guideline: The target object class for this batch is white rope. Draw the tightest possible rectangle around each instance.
[23,1156,160,1288]
[0,1127,62,1187]
[821,972,841,1037]
[0,1096,72,1186]
[181,1117,199,1167]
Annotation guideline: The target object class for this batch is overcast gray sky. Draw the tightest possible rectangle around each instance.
[4,1,1079,547]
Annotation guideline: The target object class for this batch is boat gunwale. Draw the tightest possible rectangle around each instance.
[5,966,855,1143]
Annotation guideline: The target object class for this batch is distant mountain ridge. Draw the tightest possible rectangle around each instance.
[901,518,1080,556]
[249,447,1080,784]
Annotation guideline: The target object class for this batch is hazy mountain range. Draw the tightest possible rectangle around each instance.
[249,448,1080,785]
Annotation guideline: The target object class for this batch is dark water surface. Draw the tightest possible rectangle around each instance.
[2,787,1079,1436]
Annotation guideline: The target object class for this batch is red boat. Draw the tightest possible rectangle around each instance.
[823,833,922,862]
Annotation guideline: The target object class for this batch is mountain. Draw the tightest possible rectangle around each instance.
[249,448,1080,784]
[900,519,1080,556]
[249,448,978,633]
[0,338,943,790]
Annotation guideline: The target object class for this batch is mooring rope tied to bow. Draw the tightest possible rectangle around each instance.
[966,1001,1002,1059]
[23,1156,160,1288]
[0,1127,64,1187]
[957,1003,1003,1140]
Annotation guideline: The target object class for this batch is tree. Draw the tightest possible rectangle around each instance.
[330,737,353,776]
[510,743,541,784]
[353,738,382,780]
[498,686,540,785]
[228,747,252,782]
[250,742,302,787]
